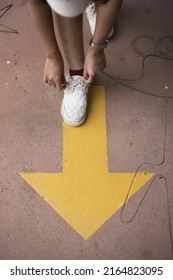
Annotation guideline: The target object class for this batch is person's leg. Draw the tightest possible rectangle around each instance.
[53,13,89,126]
[53,14,85,73]
[94,0,123,43]
[86,0,123,39]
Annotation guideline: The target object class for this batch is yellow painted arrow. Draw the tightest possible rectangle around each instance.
[20,86,154,239]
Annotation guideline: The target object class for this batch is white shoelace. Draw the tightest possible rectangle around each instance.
[66,76,89,94]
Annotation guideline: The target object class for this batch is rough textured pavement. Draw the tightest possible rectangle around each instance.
[0,0,173,259]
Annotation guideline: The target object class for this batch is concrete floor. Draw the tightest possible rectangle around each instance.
[0,0,173,259]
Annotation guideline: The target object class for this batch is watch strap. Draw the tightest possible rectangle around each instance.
[89,39,109,49]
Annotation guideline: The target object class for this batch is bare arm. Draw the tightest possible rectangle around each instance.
[84,0,123,83]
[27,0,60,58]
[27,0,66,89]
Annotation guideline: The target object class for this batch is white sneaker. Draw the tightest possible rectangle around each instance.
[86,2,114,40]
[61,76,89,127]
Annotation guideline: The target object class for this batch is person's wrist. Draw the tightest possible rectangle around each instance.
[88,45,104,54]
[46,48,61,60]
[89,38,109,49]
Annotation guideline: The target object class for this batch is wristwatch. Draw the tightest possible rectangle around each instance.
[89,39,109,49]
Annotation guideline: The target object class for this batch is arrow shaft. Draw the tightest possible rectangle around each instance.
[63,87,108,174]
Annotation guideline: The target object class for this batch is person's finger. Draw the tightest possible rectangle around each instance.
[48,80,53,86]
[52,81,57,88]
[48,78,57,87]
[83,66,94,84]
[84,73,94,84]
[55,79,66,90]
[83,67,88,81]
[62,76,68,87]
[56,82,63,91]
[56,76,69,90]
[43,75,48,84]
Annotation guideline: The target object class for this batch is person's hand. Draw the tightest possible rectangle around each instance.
[83,47,107,84]
[43,52,67,90]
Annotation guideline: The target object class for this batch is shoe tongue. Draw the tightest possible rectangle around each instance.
[70,75,83,83]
